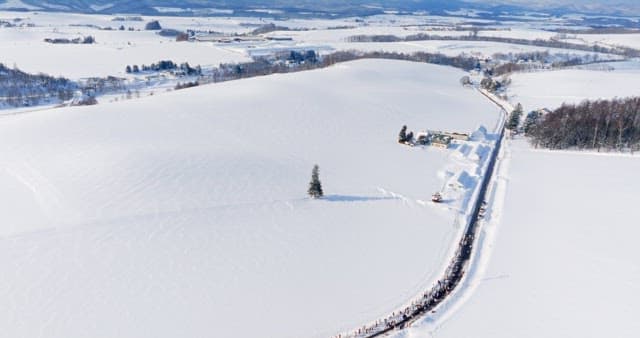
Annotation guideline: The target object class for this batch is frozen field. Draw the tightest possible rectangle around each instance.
[396,139,640,338]
[327,40,604,59]
[0,12,252,78]
[577,33,640,50]
[0,59,500,338]
[2,10,632,80]
[507,60,640,112]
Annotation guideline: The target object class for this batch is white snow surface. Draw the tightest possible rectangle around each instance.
[0,59,501,338]
[1,11,632,80]
[395,139,640,338]
[0,24,251,78]
[507,60,640,112]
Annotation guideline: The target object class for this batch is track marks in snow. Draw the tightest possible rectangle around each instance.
[5,162,78,223]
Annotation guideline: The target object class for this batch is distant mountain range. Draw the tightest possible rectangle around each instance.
[0,0,638,17]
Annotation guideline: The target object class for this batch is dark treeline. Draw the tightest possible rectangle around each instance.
[2,49,477,108]
[203,50,478,84]
[175,81,199,90]
[492,50,551,63]
[0,63,77,107]
[551,28,640,34]
[250,23,291,35]
[346,33,640,58]
[79,76,125,95]
[526,97,640,151]
[0,63,128,108]
[44,36,95,44]
[126,60,202,75]
[490,55,611,76]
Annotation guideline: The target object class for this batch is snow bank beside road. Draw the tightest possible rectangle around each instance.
[399,139,640,338]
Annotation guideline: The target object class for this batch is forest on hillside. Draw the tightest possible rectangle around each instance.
[0,63,77,107]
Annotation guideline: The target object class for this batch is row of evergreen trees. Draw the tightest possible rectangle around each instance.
[507,103,523,130]
[125,61,202,75]
[526,97,640,151]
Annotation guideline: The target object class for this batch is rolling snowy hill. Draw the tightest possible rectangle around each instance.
[0,59,501,338]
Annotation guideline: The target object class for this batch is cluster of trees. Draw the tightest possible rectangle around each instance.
[398,125,414,144]
[286,50,318,64]
[490,62,543,76]
[175,81,199,90]
[125,61,202,75]
[0,20,15,28]
[116,25,136,31]
[492,51,551,63]
[346,33,640,57]
[480,76,510,93]
[0,63,77,107]
[507,103,523,130]
[250,23,290,35]
[112,16,143,22]
[489,52,608,76]
[526,97,640,151]
[0,64,129,108]
[79,76,125,95]
[44,36,95,44]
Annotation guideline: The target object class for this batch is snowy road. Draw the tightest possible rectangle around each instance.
[339,88,510,338]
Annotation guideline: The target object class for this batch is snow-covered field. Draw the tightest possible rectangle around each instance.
[388,58,640,338]
[0,59,500,338]
[0,12,252,78]
[327,40,604,59]
[577,33,640,50]
[507,60,640,112]
[396,139,640,338]
[4,8,640,338]
[1,10,633,80]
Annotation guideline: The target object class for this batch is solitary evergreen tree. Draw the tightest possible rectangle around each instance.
[507,103,523,130]
[308,165,323,199]
[523,111,540,135]
[398,125,407,143]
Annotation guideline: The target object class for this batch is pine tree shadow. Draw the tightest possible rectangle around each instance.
[323,195,398,202]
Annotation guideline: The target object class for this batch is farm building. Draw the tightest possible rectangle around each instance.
[443,132,470,141]
[402,128,466,149]
[431,134,453,148]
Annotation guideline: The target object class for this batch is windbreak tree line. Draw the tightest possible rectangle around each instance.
[526,97,640,151]
[208,50,479,84]
[346,33,640,58]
